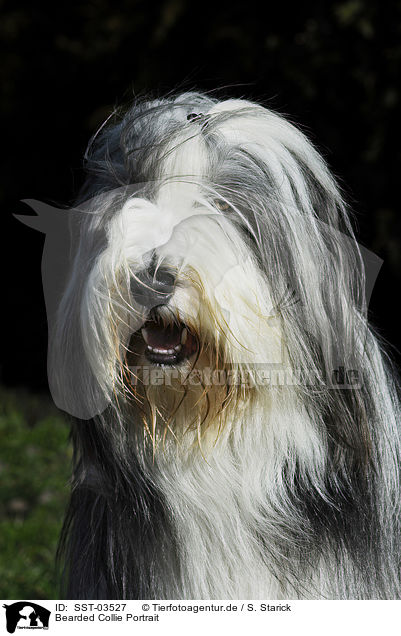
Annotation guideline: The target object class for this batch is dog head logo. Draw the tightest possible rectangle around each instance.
[2,602,50,633]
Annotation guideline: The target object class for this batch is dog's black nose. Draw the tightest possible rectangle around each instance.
[130,265,176,308]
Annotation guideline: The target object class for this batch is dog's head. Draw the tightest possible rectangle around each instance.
[48,93,367,447]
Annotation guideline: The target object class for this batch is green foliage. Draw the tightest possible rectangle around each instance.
[0,388,71,599]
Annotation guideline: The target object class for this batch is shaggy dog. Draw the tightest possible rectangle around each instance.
[35,93,401,598]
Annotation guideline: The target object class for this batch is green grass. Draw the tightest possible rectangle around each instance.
[0,387,71,599]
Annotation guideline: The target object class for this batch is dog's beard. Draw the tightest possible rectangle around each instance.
[122,302,253,448]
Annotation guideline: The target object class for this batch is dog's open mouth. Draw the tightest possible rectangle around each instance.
[141,320,198,365]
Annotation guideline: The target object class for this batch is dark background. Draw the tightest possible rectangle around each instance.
[2,0,401,391]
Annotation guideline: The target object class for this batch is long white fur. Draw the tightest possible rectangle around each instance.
[51,94,401,599]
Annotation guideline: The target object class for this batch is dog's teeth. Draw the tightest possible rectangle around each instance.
[181,327,188,345]
[146,345,176,355]
[174,344,182,352]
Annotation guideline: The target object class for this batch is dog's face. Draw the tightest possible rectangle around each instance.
[47,95,366,446]
[101,182,284,441]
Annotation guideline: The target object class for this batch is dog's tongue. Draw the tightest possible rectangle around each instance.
[141,323,183,349]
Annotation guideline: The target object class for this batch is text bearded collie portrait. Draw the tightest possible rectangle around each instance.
[26,92,401,599]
